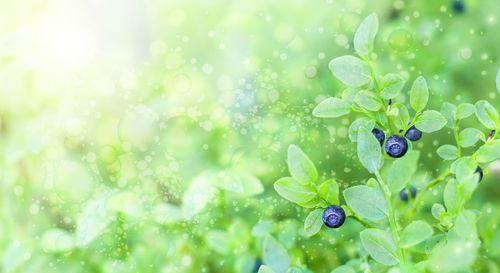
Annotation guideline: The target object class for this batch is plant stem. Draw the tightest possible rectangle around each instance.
[407,170,451,221]
[375,170,406,265]
[349,215,375,229]
[453,119,461,157]
[368,60,395,135]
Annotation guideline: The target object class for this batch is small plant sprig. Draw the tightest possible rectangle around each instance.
[268,13,500,273]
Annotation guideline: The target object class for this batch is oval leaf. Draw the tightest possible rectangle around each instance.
[459,128,484,147]
[313,97,351,118]
[274,177,317,205]
[263,235,290,273]
[343,185,387,220]
[387,150,419,192]
[318,179,339,205]
[354,13,378,60]
[380,73,405,99]
[357,127,382,173]
[456,103,475,120]
[328,55,371,87]
[360,228,399,265]
[400,220,434,248]
[436,145,458,160]
[410,76,429,112]
[354,90,382,111]
[475,100,499,129]
[414,110,446,133]
[287,145,318,183]
[304,209,323,237]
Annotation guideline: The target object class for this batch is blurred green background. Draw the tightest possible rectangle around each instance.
[1,0,500,272]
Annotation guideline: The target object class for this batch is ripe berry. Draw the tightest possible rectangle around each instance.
[322,205,346,228]
[475,166,483,182]
[400,185,417,201]
[452,0,464,13]
[404,125,422,141]
[385,135,408,158]
[372,128,385,146]
[253,258,262,272]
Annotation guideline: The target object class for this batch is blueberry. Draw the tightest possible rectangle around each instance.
[452,0,464,13]
[385,135,408,158]
[322,205,346,228]
[253,258,262,272]
[404,125,422,141]
[475,166,483,182]
[372,128,385,146]
[400,185,417,201]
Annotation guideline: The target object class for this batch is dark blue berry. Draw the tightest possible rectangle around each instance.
[404,125,422,141]
[452,0,464,13]
[400,185,417,201]
[475,166,483,182]
[322,205,345,228]
[253,258,262,272]
[372,128,385,146]
[385,135,408,158]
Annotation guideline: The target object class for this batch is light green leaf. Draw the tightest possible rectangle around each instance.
[475,140,500,163]
[444,179,460,214]
[341,88,359,104]
[360,228,399,265]
[436,145,457,160]
[214,170,264,196]
[348,117,375,142]
[183,170,218,219]
[206,230,232,254]
[459,128,484,147]
[263,235,290,273]
[328,55,371,87]
[107,191,143,217]
[354,90,382,111]
[331,265,356,273]
[313,97,351,118]
[431,203,445,220]
[475,100,499,129]
[318,179,339,205]
[497,68,500,94]
[456,103,475,120]
[287,145,317,184]
[440,102,456,129]
[3,242,27,272]
[343,185,387,220]
[287,266,314,273]
[151,203,183,224]
[388,103,410,130]
[357,127,382,173]
[76,194,112,246]
[455,157,476,183]
[304,209,323,237]
[354,13,378,60]
[428,239,478,273]
[252,220,275,237]
[380,73,405,99]
[414,110,446,133]
[258,265,276,273]
[387,150,419,192]
[400,221,434,248]
[41,229,75,252]
[274,177,317,204]
[410,76,429,112]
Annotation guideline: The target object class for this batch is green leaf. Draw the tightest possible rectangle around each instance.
[428,239,478,273]
[183,170,218,219]
[380,73,405,99]
[304,209,323,237]
[274,177,317,205]
[287,145,318,184]
[214,170,264,196]
[3,242,26,272]
[313,97,351,118]
[258,265,276,273]
[456,103,475,120]
[151,203,183,224]
[341,88,359,104]
[263,235,290,273]
[331,265,356,273]
[343,185,387,220]
[459,128,484,147]
[388,103,410,130]
[287,266,314,273]
[431,203,446,220]
[475,100,499,129]
[76,194,112,246]
[455,157,477,183]
[348,117,375,142]
[400,220,434,248]
[444,179,460,214]
[410,76,429,112]
[206,230,232,254]
[354,13,378,60]
[41,228,76,252]
[354,90,382,111]
[387,150,419,192]
[318,179,339,205]
[414,110,446,133]
[360,228,399,265]
[497,68,500,94]
[328,55,371,87]
[440,102,456,129]
[475,140,500,163]
[107,191,143,217]
[357,127,382,173]
[436,145,457,160]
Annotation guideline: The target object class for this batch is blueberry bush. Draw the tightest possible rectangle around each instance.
[272,13,500,273]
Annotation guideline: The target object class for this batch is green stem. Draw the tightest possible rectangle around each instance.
[402,111,422,135]
[368,61,395,135]
[407,170,451,221]
[349,215,375,229]
[375,170,406,264]
[453,119,461,157]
